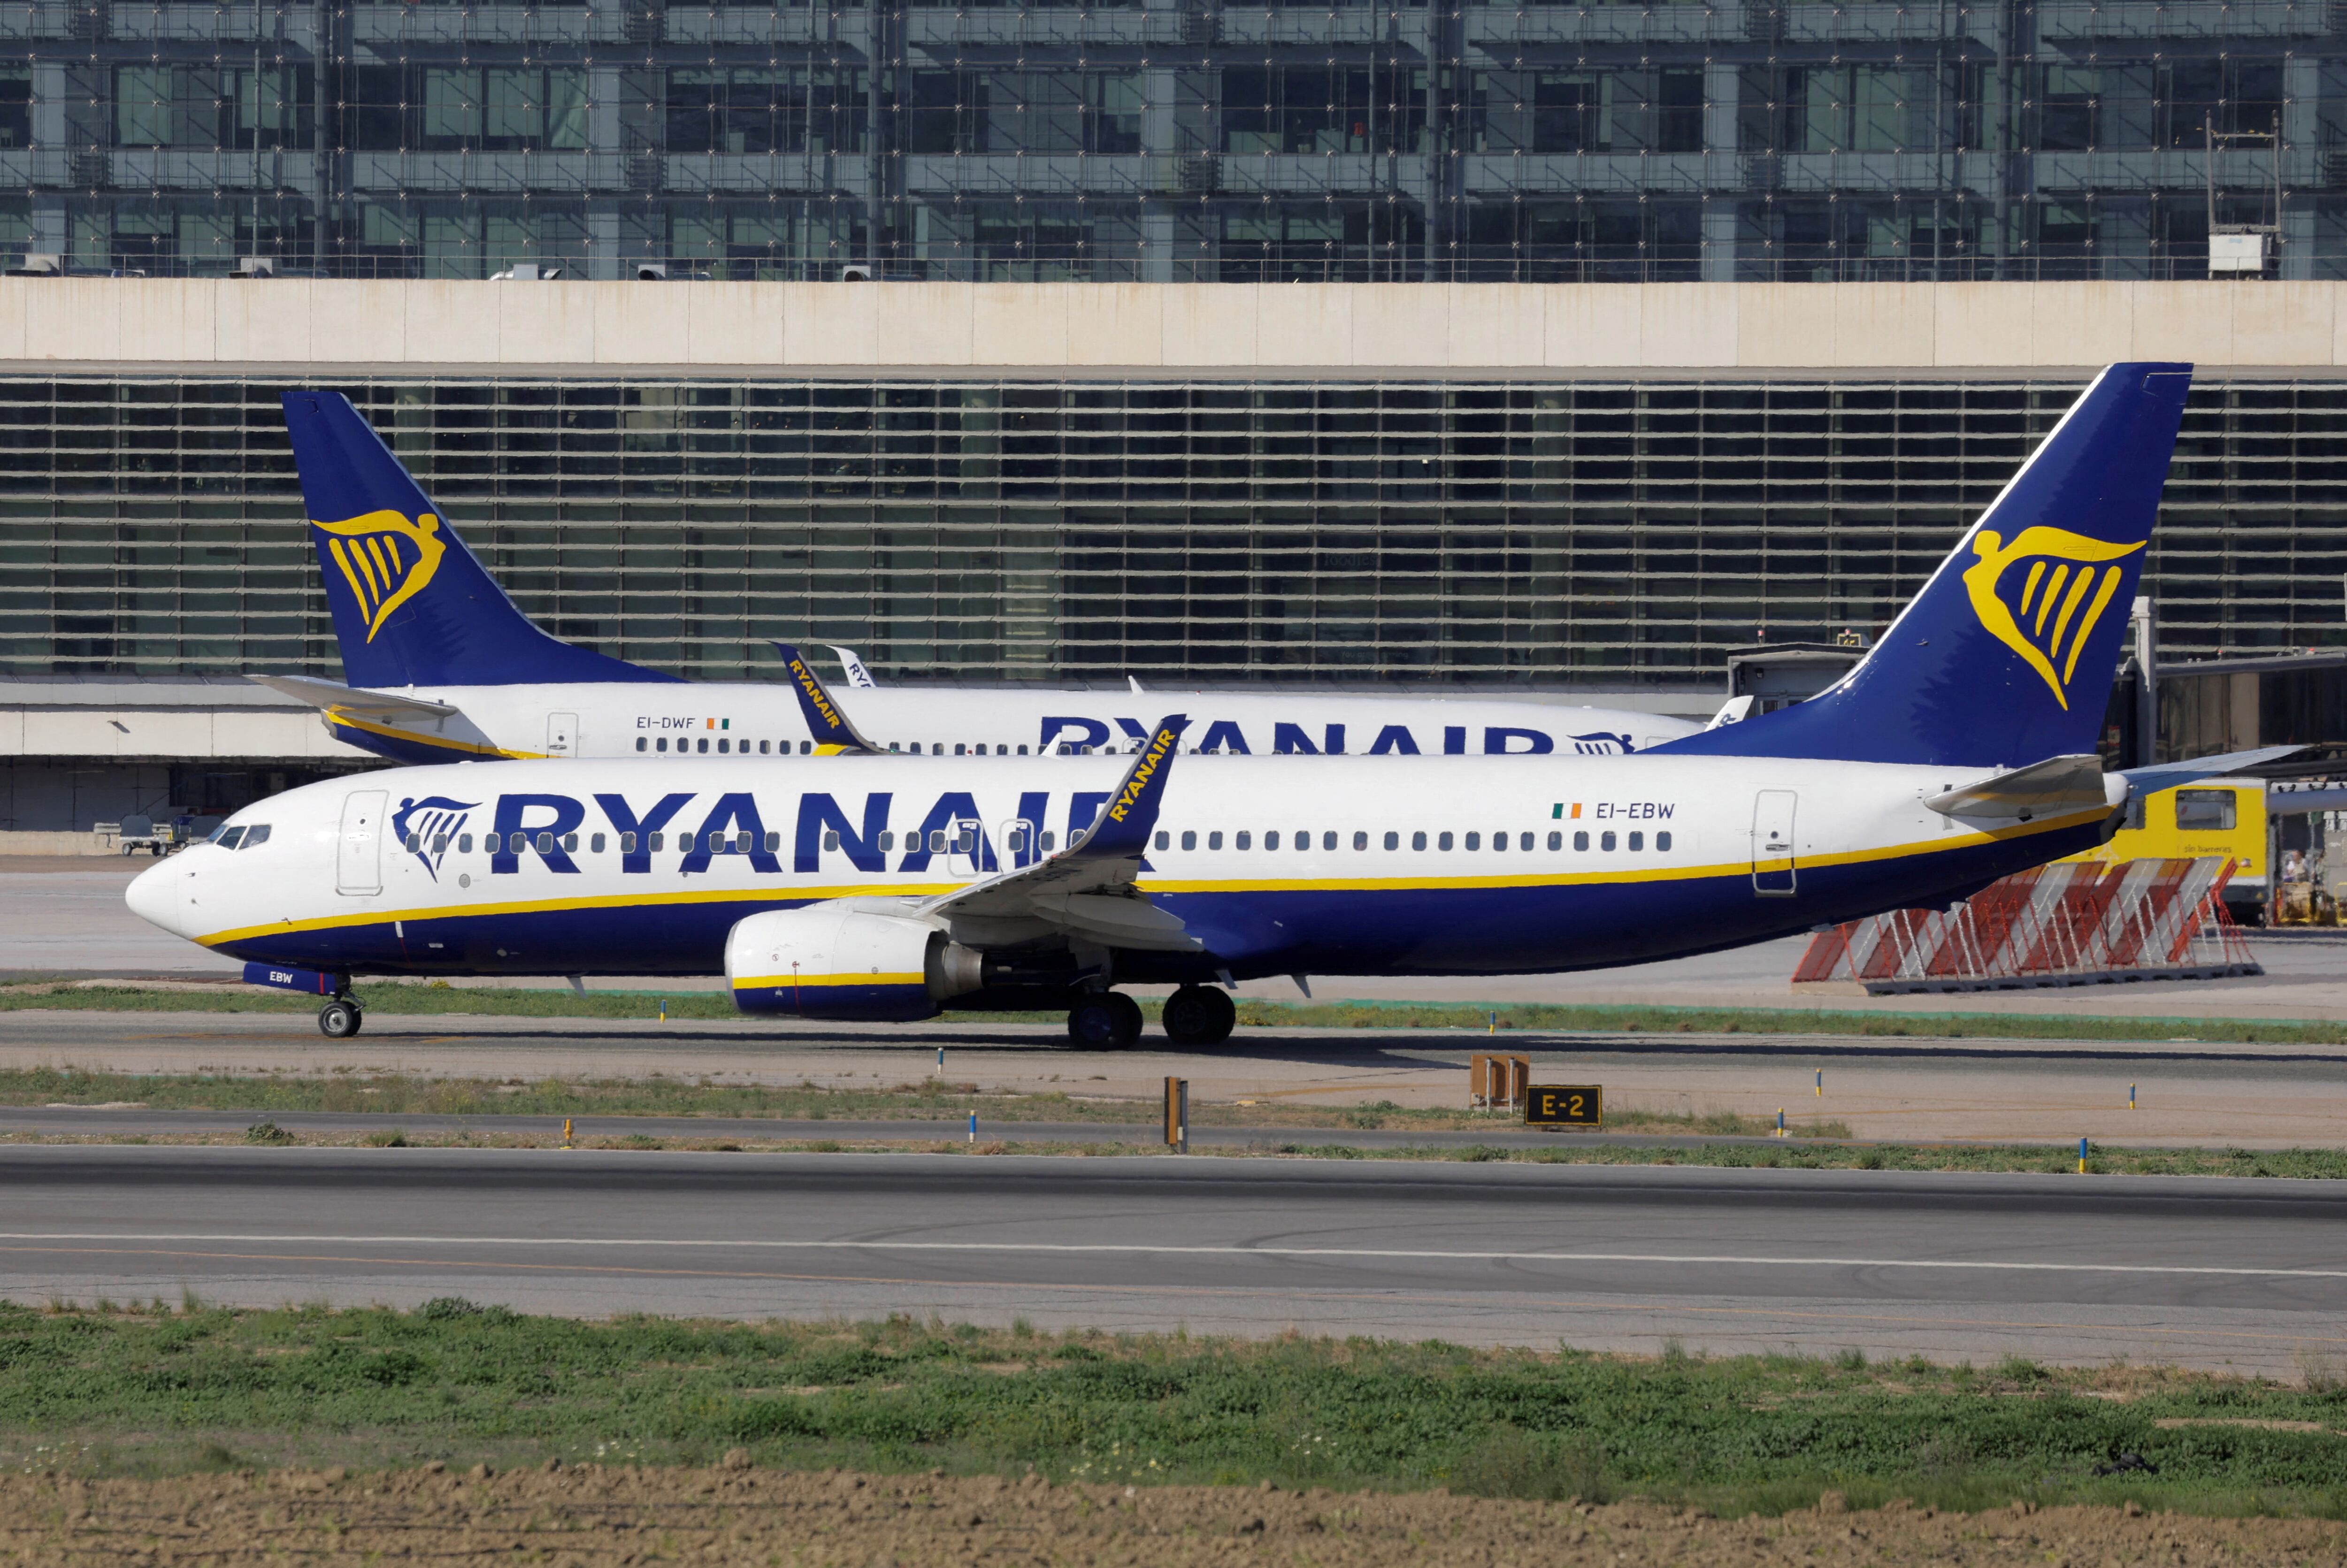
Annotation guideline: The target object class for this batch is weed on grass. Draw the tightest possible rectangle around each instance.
[0,1304,2340,1518]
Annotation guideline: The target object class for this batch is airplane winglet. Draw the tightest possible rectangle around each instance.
[775,643,881,754]
[827,646,879,688]
[1070,714,1189,857]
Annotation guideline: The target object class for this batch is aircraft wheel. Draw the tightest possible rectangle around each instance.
[318,1000,363,1039]
[1067,993,1144,1050]
[1161,985,1235,1047]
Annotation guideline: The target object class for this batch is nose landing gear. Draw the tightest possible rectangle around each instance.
[1066,992,1144,1049]
[318,997,364,1038]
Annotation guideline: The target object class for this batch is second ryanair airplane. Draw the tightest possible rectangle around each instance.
[135,365,2268,1049]
[261,391,1703,766]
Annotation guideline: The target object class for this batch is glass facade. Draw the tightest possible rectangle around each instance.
[0,2,2339,280]
[1,372,2340,688]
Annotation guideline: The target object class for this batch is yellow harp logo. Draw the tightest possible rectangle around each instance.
[313,510,446,643]
[1961,525,2143,710]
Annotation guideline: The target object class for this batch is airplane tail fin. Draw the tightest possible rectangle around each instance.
[281,390,679,689]
[1659,362,2191,769]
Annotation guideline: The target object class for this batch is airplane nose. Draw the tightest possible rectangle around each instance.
[124,857,186,937]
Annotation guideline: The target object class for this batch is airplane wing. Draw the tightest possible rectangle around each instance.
[244,673,458,719]
[827,646,879,688]
[775,643,882,754]
[919,715,1197,950]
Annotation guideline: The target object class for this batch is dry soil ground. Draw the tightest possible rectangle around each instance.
[6,1465,2344,1567]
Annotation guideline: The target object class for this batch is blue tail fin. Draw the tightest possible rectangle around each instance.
[281,390,680,689]
[1660,362,2191,769]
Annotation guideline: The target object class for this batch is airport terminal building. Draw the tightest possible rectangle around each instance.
[1,276,2345,839]
[0,0,2340,281]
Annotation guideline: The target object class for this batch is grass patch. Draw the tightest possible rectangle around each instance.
[0,1064,1834,1138]
[0,1303,2340,1518]
[2,980,2341,1049]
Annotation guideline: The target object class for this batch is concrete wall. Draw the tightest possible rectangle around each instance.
[7,279,2345,375]
[0,706,370,762]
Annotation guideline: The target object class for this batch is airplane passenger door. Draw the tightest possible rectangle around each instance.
[337,789,389,896]
[1751,790,1798,897]
[946,818,987,879]
[546,711,578,757]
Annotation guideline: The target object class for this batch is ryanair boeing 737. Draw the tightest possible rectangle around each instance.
[138,365,2271,1048]
[260,391,1703,766]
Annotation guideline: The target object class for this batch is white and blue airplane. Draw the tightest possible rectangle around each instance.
[133,364,2270,1049]
[256,391,1705,766]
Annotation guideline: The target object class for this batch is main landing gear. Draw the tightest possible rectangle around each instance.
[1065,986,1236,1049]
[1160,985,1236,1047]
[1066,992,1144,1049]
[318,996,364,1038]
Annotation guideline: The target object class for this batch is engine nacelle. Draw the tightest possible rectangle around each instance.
[725,902,977,1021]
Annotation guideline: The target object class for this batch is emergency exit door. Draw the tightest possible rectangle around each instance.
[1751,789,1798,896]
[337,789,388,896]
[546,711,578,757]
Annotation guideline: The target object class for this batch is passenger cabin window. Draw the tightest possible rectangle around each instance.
[1382,831,1397,849]
[1601,831,1617,850]
[591,834,606,853]
[1438,832,1453,850]
[1297,831,1312,852]
[1547,831,1562,850]
[1354,831,1368,850]
[656,738,668,752]
[2175,789,2237,831]
[1207,831,1222,850]
[1628,831,1643,851]
[620,832,636,853]
[1040,831,1057,851]
[1574,831,1588,850]
[459,833,475,853]
[1181,830,1197,850]
[1235,831,1250,850]
[1324,831,1339,850]
[1154,830,1170,850]
[1657,831,1672,851]
[635,737,646,752]
[718,739,729,754]
[1465,832,1480,850]
[1266,831,1281,849]
[1411,831,1427,850]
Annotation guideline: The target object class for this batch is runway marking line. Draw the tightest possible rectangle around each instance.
[0,1233,2341,1282]
[3,1243,2343,1352]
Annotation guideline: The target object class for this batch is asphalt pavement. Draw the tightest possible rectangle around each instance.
[2,1146,2340,1374]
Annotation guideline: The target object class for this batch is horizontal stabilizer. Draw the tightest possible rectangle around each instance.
[1926,754,2117,820]
[2117,745,2308,800]
[245,673,457,719]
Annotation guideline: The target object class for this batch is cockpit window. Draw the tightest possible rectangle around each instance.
[214,826,246,850]
[239,825,270,849]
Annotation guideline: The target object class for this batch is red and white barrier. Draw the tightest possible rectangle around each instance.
[1791,857,2260,994]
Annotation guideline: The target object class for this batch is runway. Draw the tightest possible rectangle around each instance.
[5,1146,2342,1374]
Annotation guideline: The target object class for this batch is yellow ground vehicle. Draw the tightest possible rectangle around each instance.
[2064,780,2268,920]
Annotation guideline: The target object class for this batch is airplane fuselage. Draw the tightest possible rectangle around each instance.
[321,682,1703,765]
[132,752,2115,986]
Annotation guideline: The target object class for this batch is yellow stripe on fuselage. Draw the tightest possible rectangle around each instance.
[189,806,2107,952]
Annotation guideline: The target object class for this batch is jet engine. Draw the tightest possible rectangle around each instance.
[724,902,982,1021]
